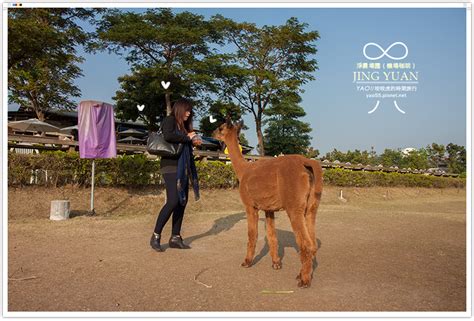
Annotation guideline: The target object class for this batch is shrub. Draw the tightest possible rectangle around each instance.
[196,161,238,188]
[323,168,465,188]
[7,152,465,189]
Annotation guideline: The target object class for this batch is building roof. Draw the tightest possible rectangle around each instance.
[8,108,148,129]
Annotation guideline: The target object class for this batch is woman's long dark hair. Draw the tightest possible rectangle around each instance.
[172,99,193,133]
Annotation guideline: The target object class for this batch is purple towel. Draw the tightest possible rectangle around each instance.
[78,100,117,159]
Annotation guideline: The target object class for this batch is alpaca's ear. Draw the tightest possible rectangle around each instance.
[225,115,233,127]
[236,119,244,131]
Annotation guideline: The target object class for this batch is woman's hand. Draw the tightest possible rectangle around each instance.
[187,131,202,146]
[192,137,202,146]
[192,134,202,147]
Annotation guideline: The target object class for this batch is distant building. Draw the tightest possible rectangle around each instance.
[401,147,416,156]
[8,106,148,132]
[8,105,254,151]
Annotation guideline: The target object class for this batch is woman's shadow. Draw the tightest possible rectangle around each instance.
[167,212,245,249]
[182,213,320,270]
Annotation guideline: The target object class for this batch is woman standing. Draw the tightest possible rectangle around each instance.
[150,99,201,252]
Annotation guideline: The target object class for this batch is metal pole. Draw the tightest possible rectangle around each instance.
[89,159,95,215]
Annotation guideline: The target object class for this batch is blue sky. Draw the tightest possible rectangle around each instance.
[8,7,467,154]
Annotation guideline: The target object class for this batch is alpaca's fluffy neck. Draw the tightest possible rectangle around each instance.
[224,131,248,180]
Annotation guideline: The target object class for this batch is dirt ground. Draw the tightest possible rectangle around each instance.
[7,185,467,312]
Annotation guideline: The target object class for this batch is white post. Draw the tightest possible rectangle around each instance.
[338,189,347,202]
[90,159,96,215]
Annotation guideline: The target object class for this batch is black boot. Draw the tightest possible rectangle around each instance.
[169,235,191,249]
[150,233,163,252]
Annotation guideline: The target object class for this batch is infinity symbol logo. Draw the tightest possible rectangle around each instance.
[363,42,408,60]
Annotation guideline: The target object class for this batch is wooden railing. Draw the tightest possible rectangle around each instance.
[8,135,459,177]
[7,134,270,161]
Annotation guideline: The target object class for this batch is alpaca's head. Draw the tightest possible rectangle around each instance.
[212,117,243,143]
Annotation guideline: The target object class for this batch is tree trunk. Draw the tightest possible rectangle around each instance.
[165,52,173,116]
[256,119,265,156]
[31,94,44,121]
[36,109,45,121]
[165,92,172,116]
[255,93,266,156]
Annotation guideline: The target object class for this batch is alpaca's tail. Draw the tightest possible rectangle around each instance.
[303,159,323,216]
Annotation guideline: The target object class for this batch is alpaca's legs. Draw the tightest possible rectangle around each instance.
[241,206,259,268]
[288,210,315,288]
[305,199,320,258]
[305,213,317,258]
[265,211,281,270]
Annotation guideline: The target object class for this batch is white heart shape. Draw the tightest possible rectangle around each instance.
[209,115,217,123]
[137,104,145,111]
[161,81,170,89]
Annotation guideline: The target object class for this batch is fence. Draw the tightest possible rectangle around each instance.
[8,134,459,178]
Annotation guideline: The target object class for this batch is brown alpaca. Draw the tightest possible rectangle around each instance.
[213,119,323,288]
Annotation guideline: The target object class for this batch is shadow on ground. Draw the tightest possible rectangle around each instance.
[179,212,319,270]
[254,229,321,271]
[69,210,90,218]
[164,212,247,250]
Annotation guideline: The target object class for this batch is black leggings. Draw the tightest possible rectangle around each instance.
[154,172,189,235]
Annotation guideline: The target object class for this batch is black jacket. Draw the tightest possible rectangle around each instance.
[160,115,192,170]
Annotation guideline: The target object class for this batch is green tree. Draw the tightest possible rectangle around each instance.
[96,8,221,117]
[113,67,195,131]
[446,143,466,174]
[369,146,379,165]
[304,147,320,159]
[401,149,430,170]
[340,150,369,165]
[323,149,373,165]
[198,100,250,145]
[322,147,434,170]
[426,143,446,168]
[198,100,243,137]
[380,149,404,167]
[238,133,250,147]
[263,93,312,156]
[324,149,347,162]
[212,15,319,155]
[8,8,98,120]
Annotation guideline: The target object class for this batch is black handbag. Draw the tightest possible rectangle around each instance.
[146,130,183,158]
